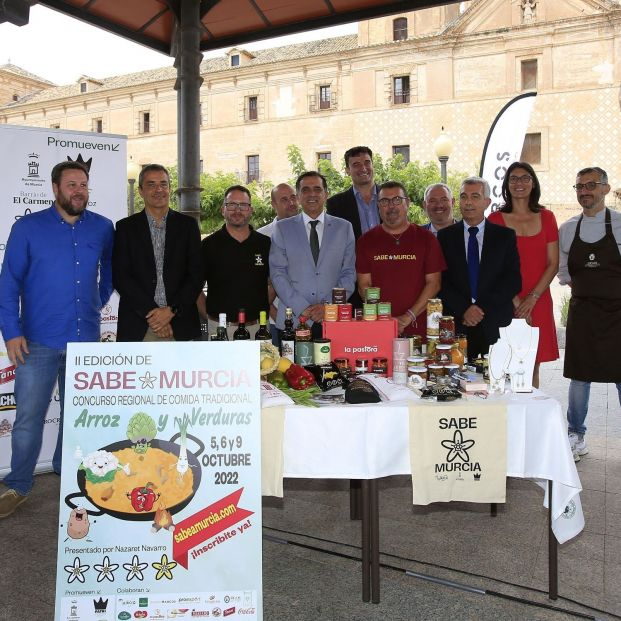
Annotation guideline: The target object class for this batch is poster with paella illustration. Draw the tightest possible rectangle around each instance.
[54,341,262,621]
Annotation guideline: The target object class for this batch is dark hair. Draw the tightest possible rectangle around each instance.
[500,161,542,213]
[223,185,251,202]
[577,167,608,184]
[51,161,89,185]
[378,181,408,197]
[138,164,170,188]
[344,146,373,167]
[296,171,328,192]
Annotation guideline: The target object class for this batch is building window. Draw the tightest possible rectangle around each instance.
[93,118,103,133]
[12,93,18,102]
[520,132,541,164]
[199,103,203,127]
[317,152,331,162]
[319,85,331,110]
[521,59,538,90]
[393,17,408,41]
[199,159,204,173]
[247,155,260,183]
[231,54,240,67]
[392,145,410,163]
[140,111,150,134]
[50,123,60,129]
[80,82,87,93]
[393,76,410,105]
[247,96,258,121]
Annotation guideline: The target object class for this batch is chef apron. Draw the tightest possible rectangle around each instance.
[564,208,621,382]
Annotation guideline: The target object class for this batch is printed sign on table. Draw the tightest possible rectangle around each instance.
[408,402,507,504]
[54,342,262,621]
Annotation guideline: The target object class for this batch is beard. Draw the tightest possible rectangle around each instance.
[56,188,88,217]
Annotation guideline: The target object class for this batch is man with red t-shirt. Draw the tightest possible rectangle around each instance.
[356,181,446,337]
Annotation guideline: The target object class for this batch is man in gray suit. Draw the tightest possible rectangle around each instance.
[270,171,356,338]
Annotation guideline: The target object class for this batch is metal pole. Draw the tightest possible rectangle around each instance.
[439,156,448,184]
[128,178,135,215]
[175,0,203,224]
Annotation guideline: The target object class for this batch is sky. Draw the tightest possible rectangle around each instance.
[0,5,356,85]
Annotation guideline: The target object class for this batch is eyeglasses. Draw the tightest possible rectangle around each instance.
[508,175,532,184]
[378,196,408,207]
[225,201,251,212]
[573,182,606,191]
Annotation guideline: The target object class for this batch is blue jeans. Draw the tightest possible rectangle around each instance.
[3,342,66,495]
[567,379,621,436]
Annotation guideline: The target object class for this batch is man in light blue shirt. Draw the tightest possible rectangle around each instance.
[0,160,113,518]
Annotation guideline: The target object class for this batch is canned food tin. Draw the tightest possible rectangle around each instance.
[313,339,331,364]
[377,301,392,320]
[337,303,352,321]
[324,303,338,322]
[439,315,455,344]
[294,341,314,366]
[363,302,378,321]
[353,308,363,321]
[365,287,381,303]
[332,287,347,304]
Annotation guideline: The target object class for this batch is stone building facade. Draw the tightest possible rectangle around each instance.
[1,0,620,208]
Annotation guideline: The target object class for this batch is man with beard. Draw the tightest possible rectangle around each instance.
[200,185,272,340]
[113,164,203,342]
[0,161,114,517]
[422,183,457,235]
[558,167,621,461]
[356,181,446,338]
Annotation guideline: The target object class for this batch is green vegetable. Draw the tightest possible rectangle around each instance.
[277,385,321,407]
[126,412,157,453]
[267,370,288,389]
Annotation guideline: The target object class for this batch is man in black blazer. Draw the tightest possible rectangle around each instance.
[113,164,203,342]
[326,146,380,240]
[437,176,521,360]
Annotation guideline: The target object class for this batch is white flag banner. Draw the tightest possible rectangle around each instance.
[480,92,537,214]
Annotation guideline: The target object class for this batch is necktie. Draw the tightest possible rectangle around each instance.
[467,226,479,301]
[310,220,320,265]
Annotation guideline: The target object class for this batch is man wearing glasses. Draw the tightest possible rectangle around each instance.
[356,181,446,337]
[0,161,114,518]
[201,185,272,340]
[113,164,203,342]
[558,167,621,461]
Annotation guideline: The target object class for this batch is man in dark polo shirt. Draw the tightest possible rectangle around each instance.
[200,185,272,339]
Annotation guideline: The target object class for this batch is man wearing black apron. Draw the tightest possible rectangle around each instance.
[558,167,621,461]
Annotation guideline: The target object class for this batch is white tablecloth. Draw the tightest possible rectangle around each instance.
[281,391,584,544]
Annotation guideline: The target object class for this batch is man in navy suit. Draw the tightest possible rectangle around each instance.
[437,176,521,360]
[270,171,356,338]
[113,164,203,342]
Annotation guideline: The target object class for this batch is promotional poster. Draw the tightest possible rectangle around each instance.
[55,342,262,620]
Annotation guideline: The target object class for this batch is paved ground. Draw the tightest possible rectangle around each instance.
[1,349,620,621]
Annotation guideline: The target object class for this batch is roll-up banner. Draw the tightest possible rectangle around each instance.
[479,92,537,214]
[0,124,127,477]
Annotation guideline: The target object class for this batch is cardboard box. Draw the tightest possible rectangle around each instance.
[323,319,398,375]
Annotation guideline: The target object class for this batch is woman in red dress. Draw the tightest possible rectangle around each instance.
[488,161,559,387]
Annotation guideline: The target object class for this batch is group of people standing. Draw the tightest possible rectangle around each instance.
[0,147,618,519]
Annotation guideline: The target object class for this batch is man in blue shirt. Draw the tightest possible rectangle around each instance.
[0,160,114,518]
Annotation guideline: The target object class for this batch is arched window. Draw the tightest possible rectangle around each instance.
[393,17,408,41]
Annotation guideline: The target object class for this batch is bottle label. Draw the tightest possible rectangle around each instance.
[295,329,311,339]
[295,341,314,365]
[281,339,295,362]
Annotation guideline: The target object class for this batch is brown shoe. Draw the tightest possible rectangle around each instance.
[0,489,28,518]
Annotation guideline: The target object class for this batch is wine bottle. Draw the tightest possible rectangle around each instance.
[232,309,251,340]
[280,307,295,362]
[212,312,229,341]
[255,310,271,341]
[294,315,313,365]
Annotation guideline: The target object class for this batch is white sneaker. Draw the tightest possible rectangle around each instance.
[568,432,580,450]
[574,436,588,457]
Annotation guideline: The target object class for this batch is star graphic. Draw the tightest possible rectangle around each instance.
[139,371,157,389]
[64,556,90,584]
[441,430,475,463]
[152,553,178,580]
[93,555,119,583]
[123,554,148,581]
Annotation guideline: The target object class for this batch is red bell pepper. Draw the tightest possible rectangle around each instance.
[128,482,158,512]
[285,364,316,390]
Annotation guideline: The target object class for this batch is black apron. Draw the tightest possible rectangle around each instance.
[564,209,621,382]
